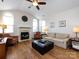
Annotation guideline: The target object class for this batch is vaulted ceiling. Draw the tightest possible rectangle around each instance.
[0,0,79,19]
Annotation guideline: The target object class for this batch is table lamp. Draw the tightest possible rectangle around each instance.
[73,26,79,40]
[0,24,7,38]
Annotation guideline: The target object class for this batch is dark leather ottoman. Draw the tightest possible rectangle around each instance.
[32,40,54,55]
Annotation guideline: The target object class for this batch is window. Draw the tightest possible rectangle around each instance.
[0,13,14,33]
[41,20,46,32]
[33,19,46,32]
[33,19,38,32]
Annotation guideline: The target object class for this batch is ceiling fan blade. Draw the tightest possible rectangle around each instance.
[27,0,32,2]
[38,2,46,5]
[28,6,31,8]
[28,5,33,8]
[2,0,4,2]
[36,6,40,10]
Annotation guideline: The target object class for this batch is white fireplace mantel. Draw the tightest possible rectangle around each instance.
[19,27,31,29]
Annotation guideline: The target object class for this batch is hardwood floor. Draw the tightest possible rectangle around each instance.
[6,41,79,59]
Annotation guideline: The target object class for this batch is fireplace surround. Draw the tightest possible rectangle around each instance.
[19,27,31,42]
[21,32,29,40]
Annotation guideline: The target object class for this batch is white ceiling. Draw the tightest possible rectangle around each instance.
[0,0,79,19]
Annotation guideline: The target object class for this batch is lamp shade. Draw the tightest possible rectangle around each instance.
[2,25,7,29]
[73,26,79,32]
[0,24,7,29]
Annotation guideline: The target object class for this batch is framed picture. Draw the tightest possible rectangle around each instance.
[59,20,66,27]
[50,22,55,28]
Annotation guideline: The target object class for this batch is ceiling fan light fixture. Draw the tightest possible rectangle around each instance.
[33,1,38,6]
[27,0,46,10]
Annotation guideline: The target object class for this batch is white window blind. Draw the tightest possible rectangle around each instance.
[33,19,46,32]
[33,19,38,32]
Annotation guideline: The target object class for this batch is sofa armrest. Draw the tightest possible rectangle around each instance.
[63,38,69,43]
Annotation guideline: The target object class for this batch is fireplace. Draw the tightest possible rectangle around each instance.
[19,27,31,42]
[21,32,29,40]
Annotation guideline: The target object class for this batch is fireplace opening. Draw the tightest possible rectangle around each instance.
[21,32,29,40]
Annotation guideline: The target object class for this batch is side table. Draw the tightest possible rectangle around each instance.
[72,41,79,50]
[69,38,79,50]
[41,34,48,39]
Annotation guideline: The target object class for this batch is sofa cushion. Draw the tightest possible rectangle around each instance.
[56,33,69,39]
[47,33,56,38]
[0,34,3,38]
[0,33,10,38]
[4,34,10,37]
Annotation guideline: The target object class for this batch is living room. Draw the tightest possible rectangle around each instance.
[0,0,79,59]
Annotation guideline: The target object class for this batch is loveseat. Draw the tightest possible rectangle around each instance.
[44,33,69,49]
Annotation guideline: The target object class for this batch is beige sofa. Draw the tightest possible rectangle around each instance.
[44,33,69,49]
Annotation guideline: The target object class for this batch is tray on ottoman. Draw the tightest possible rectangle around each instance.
[32,39,54,55]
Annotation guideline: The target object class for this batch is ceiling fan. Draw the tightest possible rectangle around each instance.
[27,0,46,10]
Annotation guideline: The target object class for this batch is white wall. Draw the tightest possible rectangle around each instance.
[46,7,79,37]
[0,10,33,36]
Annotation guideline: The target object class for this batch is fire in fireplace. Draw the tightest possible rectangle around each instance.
[21,32,29,40]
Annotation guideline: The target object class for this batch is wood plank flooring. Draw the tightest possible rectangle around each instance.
[6,41,79,59]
